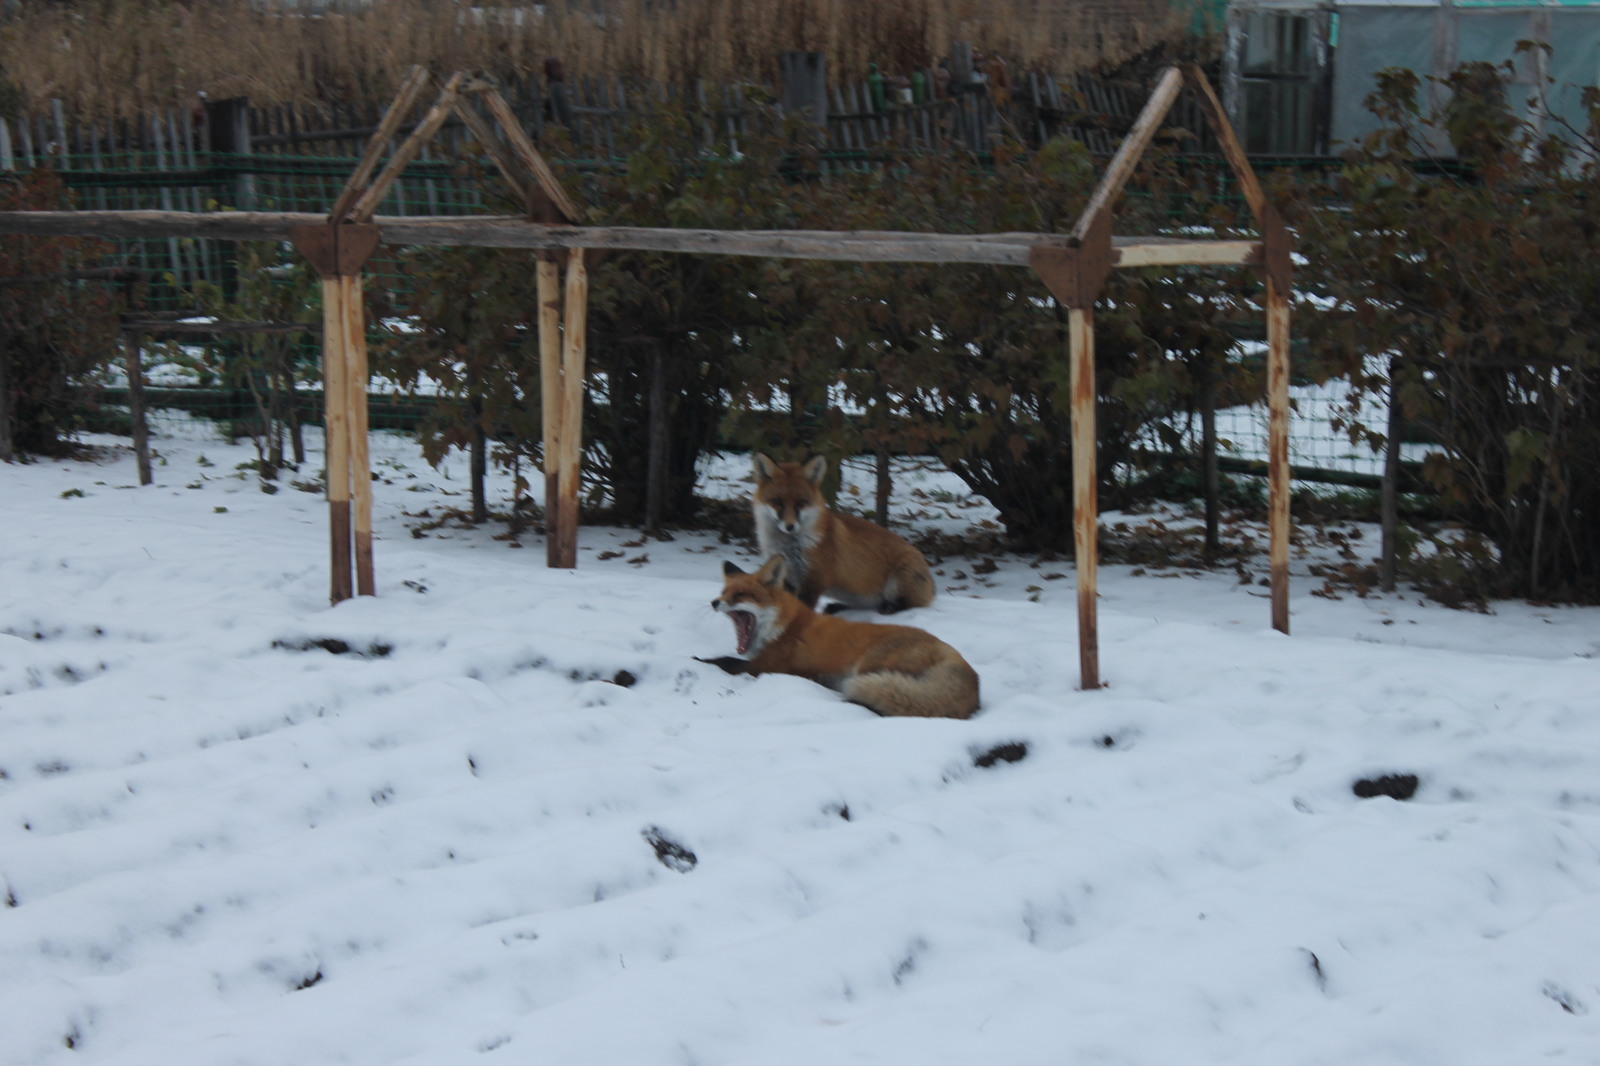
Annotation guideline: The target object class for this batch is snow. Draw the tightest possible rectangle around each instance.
[3,422,1598,1066]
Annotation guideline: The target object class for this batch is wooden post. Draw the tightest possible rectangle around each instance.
[320,275,354,603]
[122,328,153,485]
[551,246,588,567]
[339,272,375,596]
[1070,307,1100,690]
[290,222,380,605]
[0,322,12,463]
[1266,276,1291,633]
[644,341,667,537]
[537,255,563,565]
[1380,356,1403,593]
[1200,351,1220,563]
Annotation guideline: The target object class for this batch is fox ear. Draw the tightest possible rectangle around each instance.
[722,560,745,577]
[752,453,777,483]
[801,455,828,485]
[756,554,787,588]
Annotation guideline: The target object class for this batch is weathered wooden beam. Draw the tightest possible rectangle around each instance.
[0,210,1025,262]
[470,84,582,223]
[391,219,1049,264]
[349,73,465,223]
[120,319,320,336]
[330,65,433,225]
[1115,239,1261,269]
[0,211,1268,271]
[447,94,534,209]
[1183,62,1267,222]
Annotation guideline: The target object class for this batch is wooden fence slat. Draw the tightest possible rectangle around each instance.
[150,113,185,292]
[51,99,67,159]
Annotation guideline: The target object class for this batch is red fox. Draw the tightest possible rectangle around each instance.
[708,556,980,719]
[751,453,935,614]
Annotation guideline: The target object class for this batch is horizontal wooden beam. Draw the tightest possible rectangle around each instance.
[121,319,320,335]
[0,210,1265,270]
[1115,239,1261,268]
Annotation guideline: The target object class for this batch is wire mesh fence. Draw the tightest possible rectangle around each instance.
[3,74,1417,500]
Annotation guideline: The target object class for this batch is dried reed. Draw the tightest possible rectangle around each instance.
[0,0,1187,121]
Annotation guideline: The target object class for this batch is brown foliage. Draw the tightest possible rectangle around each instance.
[1286,58,1600,601]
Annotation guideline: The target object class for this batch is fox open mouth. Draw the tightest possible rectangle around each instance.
[728,609,756,655]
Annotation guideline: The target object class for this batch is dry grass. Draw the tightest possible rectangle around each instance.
[0,0,1190,121]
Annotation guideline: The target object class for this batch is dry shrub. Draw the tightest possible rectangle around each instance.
[0,0,1185,122]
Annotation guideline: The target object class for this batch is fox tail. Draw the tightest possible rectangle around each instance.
[843,660,980,719]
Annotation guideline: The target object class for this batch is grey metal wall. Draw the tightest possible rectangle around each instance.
[1234,1,1600,155]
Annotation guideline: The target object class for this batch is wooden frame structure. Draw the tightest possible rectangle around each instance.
[0,64,1293,690]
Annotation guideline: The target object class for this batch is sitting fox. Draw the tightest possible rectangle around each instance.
[751,453,935,614]
[708,556,979,720]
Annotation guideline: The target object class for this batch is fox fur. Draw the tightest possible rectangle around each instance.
[751,453,935,614]
[710,556,980,720]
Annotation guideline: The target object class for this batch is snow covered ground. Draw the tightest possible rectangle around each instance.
[3,422,1598,1066]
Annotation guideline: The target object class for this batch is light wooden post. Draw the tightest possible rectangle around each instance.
[1266,276,1291,633]
[550,246,588,568]
[320,276,354,603]
[340,273,375,596]
[291,222,381,605]
[1069,307,1100,690]
[1032,209,1112,693]
[537,255,563,566]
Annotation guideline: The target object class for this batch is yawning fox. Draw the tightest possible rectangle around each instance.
[708,556,980,719]
[751,453,935,614]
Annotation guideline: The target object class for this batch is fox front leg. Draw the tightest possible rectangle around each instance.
[695,655,750,675]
